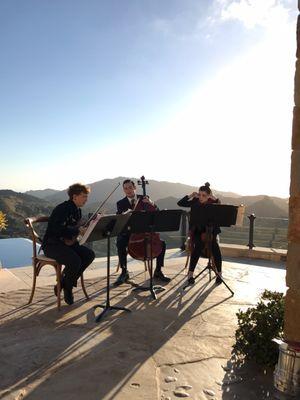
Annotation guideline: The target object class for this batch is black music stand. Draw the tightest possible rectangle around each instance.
[183,204,238,295]
[124,209,182,300]
[88,214,132,323]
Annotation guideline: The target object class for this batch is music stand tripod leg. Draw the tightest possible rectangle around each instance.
[183,230,212,290]
[213,269,234,296]
[207,226,234,296]
[182,262,210,290]
[94,232,131,323]
[192,256,234,296]
[132,230,165,300]
[149,249,166,299]
[183,226,234,296]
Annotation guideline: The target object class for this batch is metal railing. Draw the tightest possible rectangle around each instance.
[177,211,288,251]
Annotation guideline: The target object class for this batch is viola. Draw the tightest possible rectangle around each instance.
[63,183,121,246]
[127,176,163,261]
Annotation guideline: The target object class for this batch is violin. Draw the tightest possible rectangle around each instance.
[127,176,163,261]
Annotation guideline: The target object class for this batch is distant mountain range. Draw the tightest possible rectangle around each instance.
[25,177,242,204]
[0,177,288,239]
[0,190,52,238]
[24,176,288,218]
[26,188,58,199]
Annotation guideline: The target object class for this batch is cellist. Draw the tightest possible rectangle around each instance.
[114,179,171,286]
[177,182,223,286]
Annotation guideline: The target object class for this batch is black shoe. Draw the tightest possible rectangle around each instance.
[187,276,195,285]
[63,287,74,305]
[114,270,129,286]
[216,275,223,285]
[154,270,171,283]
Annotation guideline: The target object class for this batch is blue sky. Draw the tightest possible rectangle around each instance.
[0,0,297,196]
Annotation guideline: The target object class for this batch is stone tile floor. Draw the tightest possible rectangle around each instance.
[0,254,287,400]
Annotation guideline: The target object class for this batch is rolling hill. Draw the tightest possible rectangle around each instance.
[26,188,59,199]
[24,177,288,218]
[0,190,53,238]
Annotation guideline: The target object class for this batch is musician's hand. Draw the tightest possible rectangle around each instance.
[122,209,132,214]
[79,227,87,236]
[188,192,199,199]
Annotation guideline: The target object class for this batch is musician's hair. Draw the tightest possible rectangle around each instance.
[123,179,136,187]
[199,182,212,195]
[67,183,90,199]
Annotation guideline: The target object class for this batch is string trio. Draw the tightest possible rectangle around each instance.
[41,178,224,306]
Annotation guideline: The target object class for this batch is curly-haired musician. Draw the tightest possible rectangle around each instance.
[42,183,95,305]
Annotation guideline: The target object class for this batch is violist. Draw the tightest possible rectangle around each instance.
[177,182,223,286]
[42,183,95,305]
[114,179,171,286]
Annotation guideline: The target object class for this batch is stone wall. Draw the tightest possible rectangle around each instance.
[284,7,300,344]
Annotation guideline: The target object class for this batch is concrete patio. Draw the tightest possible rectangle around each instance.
[0,251,287,400]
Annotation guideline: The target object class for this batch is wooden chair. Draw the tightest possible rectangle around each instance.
[24,216,89,310]
[184,234,192,269]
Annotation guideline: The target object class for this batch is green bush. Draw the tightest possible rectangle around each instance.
[233,289,285,366]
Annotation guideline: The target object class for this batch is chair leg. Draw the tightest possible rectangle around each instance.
[184,254,190,269]
[116,262,120,273]
[28,267,37,304]
[56,268,61,310]
[146,260,151,273]
[211,256,218,274]
[184,237,191,269]
[80,274,89,300]
[144,261,147,271]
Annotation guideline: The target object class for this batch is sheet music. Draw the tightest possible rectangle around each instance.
[79,213,103,245]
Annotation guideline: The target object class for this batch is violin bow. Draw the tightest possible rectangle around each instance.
[84,182,121,226]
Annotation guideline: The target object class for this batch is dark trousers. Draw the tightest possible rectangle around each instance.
[189,232,222,273]
[44,241,95,290]
[116,234,166,271]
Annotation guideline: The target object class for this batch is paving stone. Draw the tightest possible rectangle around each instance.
[203,388,215,396]
[173,389,190,397]
[165,376,178,383]
[176,385,192,390]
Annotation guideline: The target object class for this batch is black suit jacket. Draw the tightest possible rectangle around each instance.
[42,200,81,246]
[116,195,160,237]
[116,195,143,214]
[116,195,159,214]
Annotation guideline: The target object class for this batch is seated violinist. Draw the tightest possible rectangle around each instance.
[114,179,170,286]
[42,183,95,305]
[177,182,223,286]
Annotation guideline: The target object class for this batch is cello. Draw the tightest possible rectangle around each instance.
[127,176,163,261]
